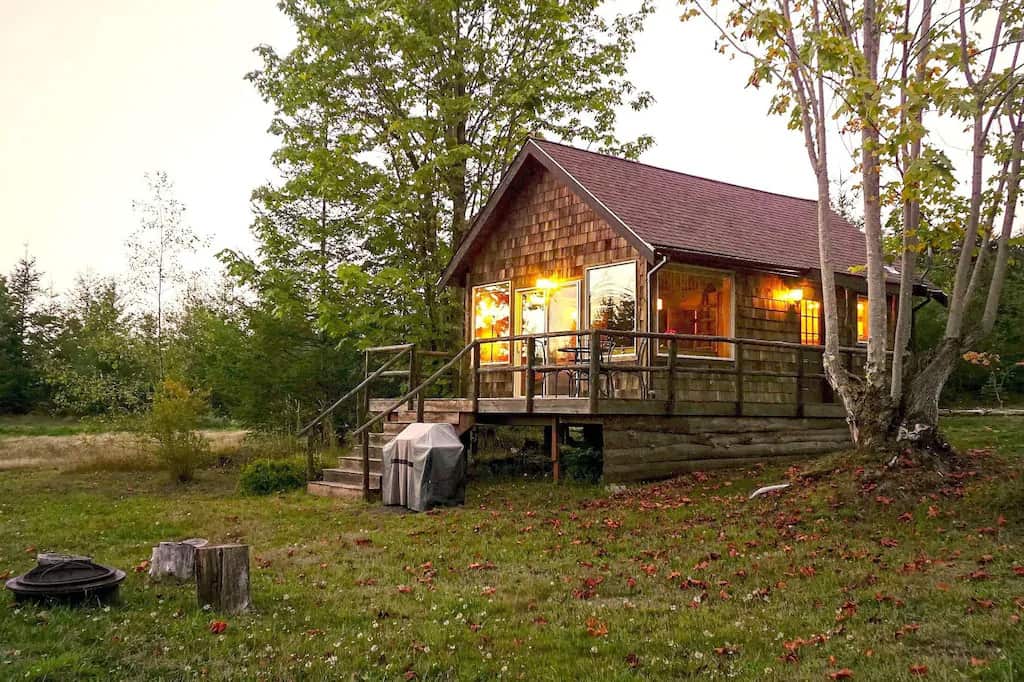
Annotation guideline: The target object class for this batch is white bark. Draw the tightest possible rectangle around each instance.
[148,538,208,581]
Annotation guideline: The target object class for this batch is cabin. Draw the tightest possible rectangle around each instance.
[308,138,933,499]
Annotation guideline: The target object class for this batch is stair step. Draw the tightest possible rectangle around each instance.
[370,398,472,413]
[307,481,379,499]
[322,468,382,487]
[386,410,461,424]
[334,456,382,475]
[369,432,391,447]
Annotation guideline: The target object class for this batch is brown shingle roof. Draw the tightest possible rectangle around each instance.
[529,138,868,274]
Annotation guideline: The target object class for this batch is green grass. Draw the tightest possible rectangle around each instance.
[0,417,1022,680]
[0,415,122,438]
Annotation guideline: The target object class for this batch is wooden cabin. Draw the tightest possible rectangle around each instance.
[309,138,932,498]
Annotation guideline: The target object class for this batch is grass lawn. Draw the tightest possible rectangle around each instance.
[1,416,1023,680]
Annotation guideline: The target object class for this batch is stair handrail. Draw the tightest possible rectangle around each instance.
[297,344,414,437]
[352,340,477,437]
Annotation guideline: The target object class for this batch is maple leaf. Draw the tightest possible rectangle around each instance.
[927,505,940,518]
[354,538,372,546]
[404,671,419,680]
[134,559,150,573]
[829,669,854,679]
[532,616,549,625]
[586,617,608,637]
[397,585,413,594]
[1013,566,1024,576]
[970,657,987,667]
[879,538,899,548]
[908,663,928,675]
[209,620,228,634]
[897,512,913,523]
[481,586,496,596]
[625,653,640,668]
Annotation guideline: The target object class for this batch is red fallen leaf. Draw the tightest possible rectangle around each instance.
[967,570,991,581]
[354,538,372,546]
[836,600,858,622]
[641,564,657,576]
[0,570,10,580]
[879,538,899,548]
[532,616,548,625]
[209,620,228,634]
[875,495,893,506]
[970,657,987,667]
[468,561,496,570]
[468,622,482,632]
[714,646,738,656]
[978,555,994,564]
[603,518,622,529]
[397,585,413,593]
[355,578,377,586]
[977,527,998,536]
[626,577,637,588]
[909,664,928,676]
[625,653,640,668]
[971,597,995,609]
[927,505,940,518]
[998,515,1007,527]
[1014,566,1024,576]
[799,565,816,578]
[134,560,150,573]
[586,617,608,637]
[404,671,418,680]
[936,582,951,591]
[481,586,496,596]
[898,512,913,523]
[829,669,854,679]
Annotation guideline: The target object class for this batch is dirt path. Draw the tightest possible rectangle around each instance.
[0,430,248,471]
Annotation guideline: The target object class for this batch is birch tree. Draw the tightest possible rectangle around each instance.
[682,0,1024,453]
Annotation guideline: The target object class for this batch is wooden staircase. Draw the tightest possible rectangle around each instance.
[307,399,475,499]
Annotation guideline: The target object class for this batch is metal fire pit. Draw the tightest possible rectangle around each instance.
[5,553,126,604]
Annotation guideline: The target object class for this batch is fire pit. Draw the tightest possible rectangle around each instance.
[5,553,126,604]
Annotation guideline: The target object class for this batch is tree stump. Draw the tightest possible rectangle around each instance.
[195,544,250,614]
[149,539,208,581]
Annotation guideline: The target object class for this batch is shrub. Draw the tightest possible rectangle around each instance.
[239,457,308,495]
[561,444,603,483]
[145,379,211,482]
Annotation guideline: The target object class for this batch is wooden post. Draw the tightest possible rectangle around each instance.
[735,340,745,417]
[666,338,677,415]
[195,544,250,614]
[305,435,315,482]
[409,348,424,422]
[795,347,805,418]
[471,343,481,415]
[525,336,536,414]
[361,351,371,501]
[589,330,601,414]
[550,416,560,483]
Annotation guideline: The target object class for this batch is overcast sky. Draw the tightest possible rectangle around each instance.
[2,0,841,291]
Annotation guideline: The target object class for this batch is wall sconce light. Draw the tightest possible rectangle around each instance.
[782,288,804,302]
[536,277,558,291]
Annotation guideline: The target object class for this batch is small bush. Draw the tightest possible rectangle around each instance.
[561,444,603,483]
[144,380,211,483]
[239,457,308,495]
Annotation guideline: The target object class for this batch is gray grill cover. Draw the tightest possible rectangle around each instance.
[381,423,466,512]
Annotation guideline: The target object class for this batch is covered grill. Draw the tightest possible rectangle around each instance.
[382,423,466,512]
[5,553,126,604]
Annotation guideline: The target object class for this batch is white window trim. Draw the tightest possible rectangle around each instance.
[654,263,736,361]
[584,260,638,359]
[471,280,512,365]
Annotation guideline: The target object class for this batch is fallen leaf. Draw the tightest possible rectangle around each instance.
[209,620,228,634]
[909,664,928,676]
[829,669,854,679]
[586,617,608,637]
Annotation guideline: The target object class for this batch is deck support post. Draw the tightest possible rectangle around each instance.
[735,340,745,417]
[471,343,481,415]
[550,416,560,483]
[588,330,601,414]
[666,338,677,415]
[525,337,536,414]
[410,347,424,423]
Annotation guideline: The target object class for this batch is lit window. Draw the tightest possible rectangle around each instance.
[800,299,821,345]
[856,295,869,342]
[656,266,734,358]
[587,262,636,354]
[472,282,511,363]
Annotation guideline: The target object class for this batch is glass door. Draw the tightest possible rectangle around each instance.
[513,282,580,397]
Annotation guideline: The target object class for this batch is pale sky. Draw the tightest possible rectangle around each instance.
[1,0,832,292]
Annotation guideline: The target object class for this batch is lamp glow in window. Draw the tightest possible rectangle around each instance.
[656,266,734,358]
[856,296,869,342]
[472,282,511,363]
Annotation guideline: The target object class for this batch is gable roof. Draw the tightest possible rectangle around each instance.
[440,137,869,286]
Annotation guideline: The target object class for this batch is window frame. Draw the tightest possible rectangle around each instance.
[584,260,639,358]
[855,294,869,344]
[654,263,736,361]
[471,280,512,365]
[800,298,823,346]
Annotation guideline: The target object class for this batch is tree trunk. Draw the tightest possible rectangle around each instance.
[894,338,962,454]
[149,538,208,581]
[195,544,251,614]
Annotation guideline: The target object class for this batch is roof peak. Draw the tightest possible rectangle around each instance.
[527,136,821,207]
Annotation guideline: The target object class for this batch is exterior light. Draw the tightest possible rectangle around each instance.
[785,288,804,302]
[536,277,558,290]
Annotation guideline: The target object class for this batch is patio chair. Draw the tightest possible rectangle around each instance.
[576,335,616,399]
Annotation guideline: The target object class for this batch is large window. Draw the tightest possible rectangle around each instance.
[656,266,734,358]
[587,262,636,355]
[856,295,869,343]
[472,282,511,363]
[800,299,822,345]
